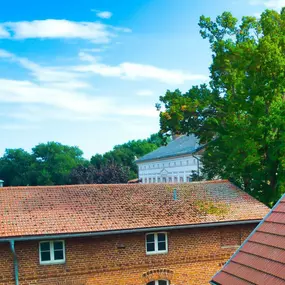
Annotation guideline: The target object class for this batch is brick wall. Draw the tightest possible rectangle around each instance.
[0,224,255,285]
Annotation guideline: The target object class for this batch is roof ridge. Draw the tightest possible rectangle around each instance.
[0,180,230,190]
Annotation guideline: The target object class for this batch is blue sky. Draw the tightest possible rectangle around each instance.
[0,0,283,158]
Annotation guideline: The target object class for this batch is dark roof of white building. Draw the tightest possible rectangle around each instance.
[136,135,202,163]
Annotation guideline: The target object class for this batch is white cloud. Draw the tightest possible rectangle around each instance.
[92,10,113,19]
[82,48,103,53]
[253,12,262,17]
[74,54,207,84]
[249,0,285,10]
[78,51,100,62]
[118,107,158,117]
[0,19,129,43]
[0,26,9,37]
[0,78,110,114]
[0,124,39,130]
[0,49,162,123]
[137,90,154,96]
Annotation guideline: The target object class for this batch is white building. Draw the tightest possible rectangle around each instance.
[136,135,203,183]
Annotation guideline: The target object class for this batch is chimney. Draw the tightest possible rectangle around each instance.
[0,180,3,187]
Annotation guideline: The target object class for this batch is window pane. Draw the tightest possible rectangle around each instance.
[158,241,166,251]
[147,242,155,252]
[146,234,155,243]
[159,281,168,285]
[40,242,50,251]
[158,233,166,242]
[41,251,51,262]
[54,250,64,260]
[54,241,63,250]
[147,282,155,285]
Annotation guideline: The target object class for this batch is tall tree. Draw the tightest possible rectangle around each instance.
[32,142,86,185]
[0,149,35,186]
[158,8,285,205]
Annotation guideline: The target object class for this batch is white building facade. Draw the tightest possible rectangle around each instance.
[136,135,203,184]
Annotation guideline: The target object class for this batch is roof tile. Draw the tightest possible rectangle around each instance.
[0,180,268,239]
[211,193,285,285]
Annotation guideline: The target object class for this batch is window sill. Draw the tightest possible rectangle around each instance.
[146,251,168,256]
[40,260,65,265]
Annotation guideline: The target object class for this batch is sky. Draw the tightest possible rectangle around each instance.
[0,0,284,158]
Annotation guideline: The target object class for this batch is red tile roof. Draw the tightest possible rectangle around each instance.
[211,193,285,285]
[0,180,269,239]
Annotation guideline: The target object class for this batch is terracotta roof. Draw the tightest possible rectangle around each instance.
[0,180,269,239]
[211,193,285,285]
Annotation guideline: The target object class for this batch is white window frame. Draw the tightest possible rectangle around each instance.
[145,232,168,255]
[39,240,66,265]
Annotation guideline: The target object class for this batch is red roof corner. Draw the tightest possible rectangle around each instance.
[211,193,285,285]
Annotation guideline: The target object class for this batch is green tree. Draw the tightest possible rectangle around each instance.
[31,142,86,185]
[0,149,35,186]
[90,133,165,179]
[158,8,285,205]
[69,163,130,184]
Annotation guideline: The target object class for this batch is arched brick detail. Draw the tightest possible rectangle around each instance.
[142,269,174,283]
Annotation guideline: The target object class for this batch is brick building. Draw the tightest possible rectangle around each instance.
[0,181,269,285]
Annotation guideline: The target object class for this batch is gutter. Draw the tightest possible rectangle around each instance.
[0,220,261,243]
[10,240,19,285]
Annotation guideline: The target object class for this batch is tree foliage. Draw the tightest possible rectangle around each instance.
[0,133,163,186]
[69,164,130,184]
[0,149,35,186]
[0,142,86,186]
[158,8,285,205]
[90,133,165,179]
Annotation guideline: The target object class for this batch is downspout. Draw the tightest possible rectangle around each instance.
[10,240,19,285]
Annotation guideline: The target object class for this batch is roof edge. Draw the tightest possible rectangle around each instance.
[1,180,231,190]
[211,192,284,284]
[0,219,262,242]
[135,147,203,163]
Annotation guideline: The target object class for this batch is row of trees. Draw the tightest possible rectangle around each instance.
[157,8,285,205]
[0,133,164,186]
